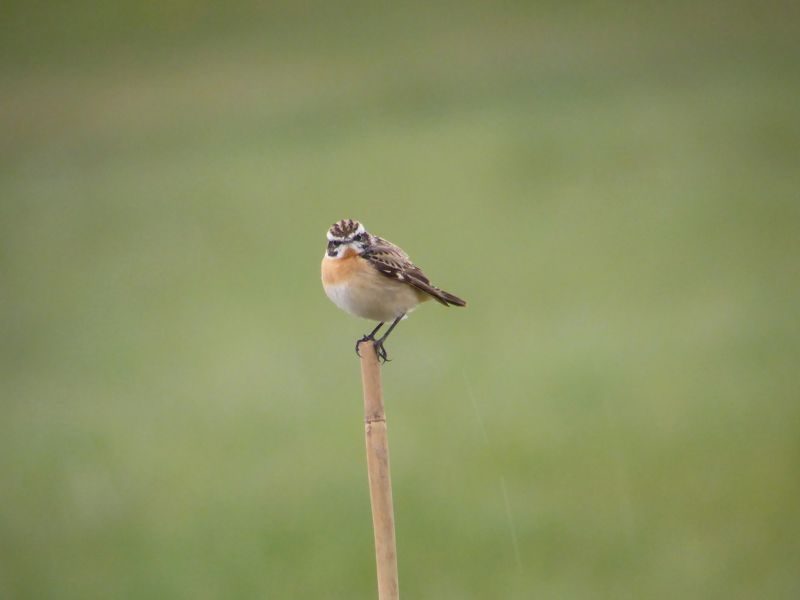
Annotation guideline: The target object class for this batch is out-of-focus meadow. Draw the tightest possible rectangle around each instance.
[2,1,799,598]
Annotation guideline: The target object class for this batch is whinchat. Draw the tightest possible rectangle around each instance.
[321,219,466,362]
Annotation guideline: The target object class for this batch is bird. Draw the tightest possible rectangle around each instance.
[321,219,466,362]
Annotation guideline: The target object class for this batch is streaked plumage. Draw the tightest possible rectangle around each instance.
[321,219,466,361]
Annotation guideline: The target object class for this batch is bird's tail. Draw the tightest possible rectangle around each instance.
[436,288,467,307]
[407,273,467,307]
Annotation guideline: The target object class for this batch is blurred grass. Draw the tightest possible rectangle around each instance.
[2,1,800,598]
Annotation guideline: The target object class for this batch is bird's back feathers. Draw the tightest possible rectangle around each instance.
[362,238,467,307]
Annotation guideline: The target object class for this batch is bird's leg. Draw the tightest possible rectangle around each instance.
[355,321,385,356]
[372,314,405,363]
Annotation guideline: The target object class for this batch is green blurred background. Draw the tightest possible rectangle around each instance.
[2,1,799,598]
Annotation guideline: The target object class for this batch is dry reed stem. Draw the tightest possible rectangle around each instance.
[358,340,399,600]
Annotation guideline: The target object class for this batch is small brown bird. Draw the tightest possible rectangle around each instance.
[321,219,466,362]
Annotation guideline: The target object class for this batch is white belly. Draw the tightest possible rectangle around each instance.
[324,279,421,322]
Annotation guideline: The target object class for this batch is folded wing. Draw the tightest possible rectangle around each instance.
[363,238,467,307]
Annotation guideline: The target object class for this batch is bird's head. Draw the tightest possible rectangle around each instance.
[326,219,371,258]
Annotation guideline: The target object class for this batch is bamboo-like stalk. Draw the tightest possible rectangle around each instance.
[358,340,399,600]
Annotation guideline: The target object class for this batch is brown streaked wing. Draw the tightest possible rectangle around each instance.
[362,238,451,306]
[361,238,411,280]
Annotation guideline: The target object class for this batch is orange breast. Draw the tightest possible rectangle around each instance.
[321,248,363,285]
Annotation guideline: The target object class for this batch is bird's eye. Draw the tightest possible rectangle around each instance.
[354,233,366,242]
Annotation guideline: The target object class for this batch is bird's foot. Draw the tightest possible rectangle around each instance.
[373,339,390,364]
[355,322,386,358]
[355,334,373,357]
[355,333,382,358]
[354,334,390,363]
